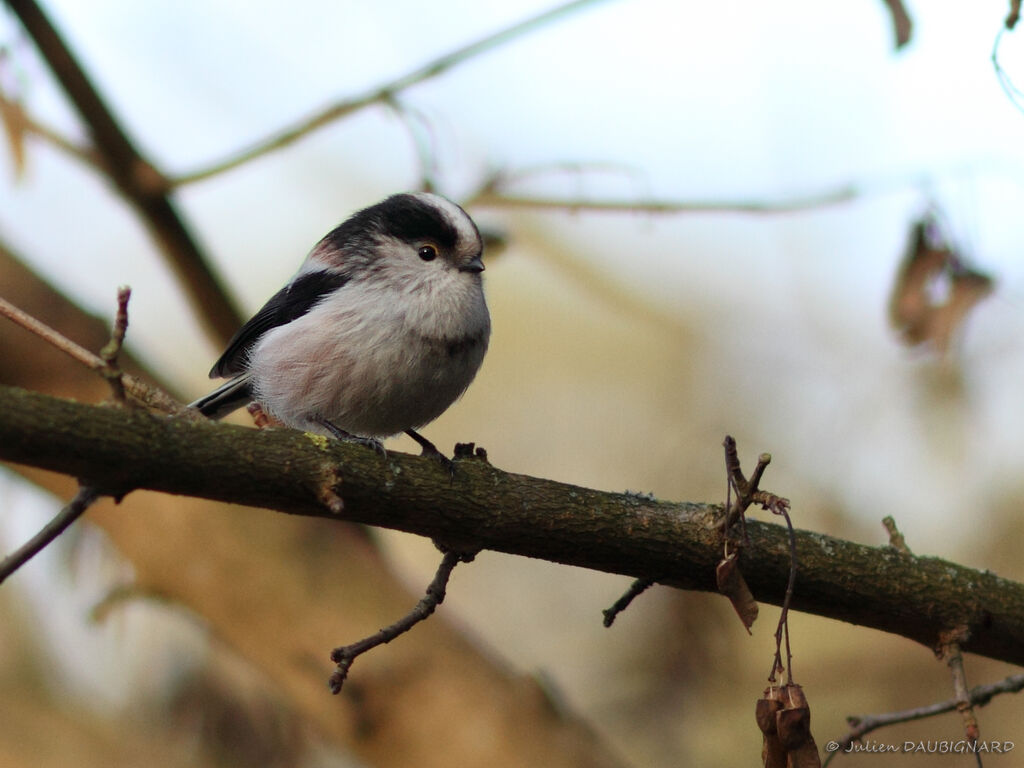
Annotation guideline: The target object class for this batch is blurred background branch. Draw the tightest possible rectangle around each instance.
[168,0,615,187]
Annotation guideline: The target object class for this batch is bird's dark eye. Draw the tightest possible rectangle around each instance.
[418,244,438,261]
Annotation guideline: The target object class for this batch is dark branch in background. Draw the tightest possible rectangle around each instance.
[880,0,913,49]
[170,0,614,186]
[3,385,1024,670]
[4,0,244,345]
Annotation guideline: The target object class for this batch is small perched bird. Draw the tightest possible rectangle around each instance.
[190,192,490,461]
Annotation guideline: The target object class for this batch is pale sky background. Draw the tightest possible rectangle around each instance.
[2,1,1024,764]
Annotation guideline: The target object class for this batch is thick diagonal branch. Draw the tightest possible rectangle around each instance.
[2,385,1024,668]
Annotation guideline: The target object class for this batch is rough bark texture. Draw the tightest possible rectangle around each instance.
[3,384,1024,669]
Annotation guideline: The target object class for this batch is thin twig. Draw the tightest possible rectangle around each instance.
[465,186,859,216]
[0,295,183,414]
[823,674,1024,765]
[98,286,131,402]
[602,577,655,627]
[0,295,104,370]
[173,0,613,187]
[0,485,99,585]
[882,515,912,554]
[328,548,477,694]
[768,498,797,685]
[941,634,983,767]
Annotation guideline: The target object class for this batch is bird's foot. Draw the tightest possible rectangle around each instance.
[315,418,387,458]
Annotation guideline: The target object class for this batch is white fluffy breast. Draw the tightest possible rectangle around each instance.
[248,270,489,437]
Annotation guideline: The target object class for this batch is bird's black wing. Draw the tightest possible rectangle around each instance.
[210,269,350,378]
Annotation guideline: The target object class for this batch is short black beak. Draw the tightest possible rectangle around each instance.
[459,256,485,274]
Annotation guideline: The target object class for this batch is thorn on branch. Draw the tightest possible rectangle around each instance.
[327,547,477,695]
[0,485,99,585]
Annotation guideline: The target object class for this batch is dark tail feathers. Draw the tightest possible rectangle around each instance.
[189,374,253,420]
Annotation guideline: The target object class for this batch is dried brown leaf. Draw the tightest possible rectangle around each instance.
[717,551,759,632]
[889,219,995,354]
[758,688,787,768]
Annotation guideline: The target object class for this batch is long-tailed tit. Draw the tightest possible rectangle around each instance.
[190,192,490,461]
